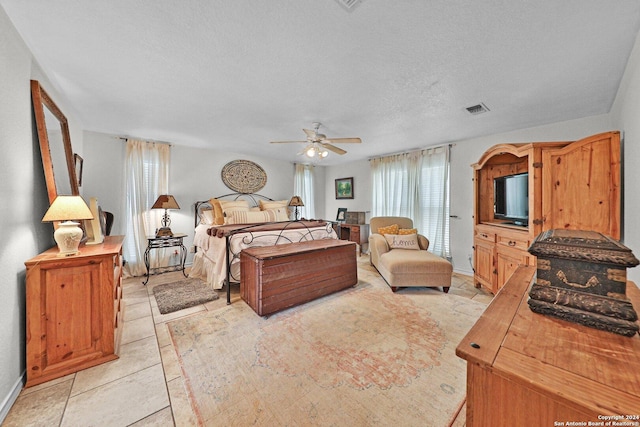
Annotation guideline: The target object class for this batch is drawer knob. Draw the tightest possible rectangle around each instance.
[508,241,516,246]
[470,342,481,349]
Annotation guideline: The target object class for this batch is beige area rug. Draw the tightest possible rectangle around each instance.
[153,278,219,314]
[167,269,486,426]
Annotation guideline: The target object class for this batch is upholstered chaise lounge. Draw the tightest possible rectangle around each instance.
[369,216,452,293]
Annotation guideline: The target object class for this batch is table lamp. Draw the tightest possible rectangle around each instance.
[42,195,94,256]
[288,196,304,220]
[152,194,180,237]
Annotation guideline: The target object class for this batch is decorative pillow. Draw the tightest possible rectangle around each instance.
[398,228,417,235]
[228,209,275,224]
[259,199,289,211]
[200,208,215,225]
[208,198,225,225]
[384,234,420,250]
[266,207,290,221]
[227,207,290,224]
[219,199,250,223]
[377,224,399,235]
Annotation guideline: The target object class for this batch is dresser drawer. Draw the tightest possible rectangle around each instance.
[475,230,496,242]
[496,234,529,251]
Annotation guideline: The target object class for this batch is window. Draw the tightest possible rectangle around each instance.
[371,146,450,258]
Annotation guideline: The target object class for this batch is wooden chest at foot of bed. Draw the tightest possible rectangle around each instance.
[240,239,358,316]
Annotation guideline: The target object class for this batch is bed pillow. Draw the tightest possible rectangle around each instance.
[259,199,289,211]
[219,200,250,223]
[200,208,215,225]
[384,234,420,250]
[398,228,417,235]
[208,198,225,225]
[377,224,399,235]
[227,208,285,224]
[266,207,290,221]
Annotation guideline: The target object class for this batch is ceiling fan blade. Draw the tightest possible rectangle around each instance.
[324,137,362,144]
[303,128,316,138]
[270,140,307,144]
[321,142,347,155]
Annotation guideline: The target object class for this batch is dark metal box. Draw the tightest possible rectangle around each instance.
[527,229,640,336]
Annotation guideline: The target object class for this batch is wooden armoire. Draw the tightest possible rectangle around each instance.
[472,131,621,294]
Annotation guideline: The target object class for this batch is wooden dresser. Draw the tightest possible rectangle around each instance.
[456,266,640,425]
[24,236,125,387]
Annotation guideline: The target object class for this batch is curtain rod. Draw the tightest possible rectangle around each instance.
[368,142,455,161]
[115,135,172,146]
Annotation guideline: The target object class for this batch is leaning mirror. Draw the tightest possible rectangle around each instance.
[31,80,79,204]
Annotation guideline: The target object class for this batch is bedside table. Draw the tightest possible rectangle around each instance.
[143,233,188,285]
[336,223,369,256]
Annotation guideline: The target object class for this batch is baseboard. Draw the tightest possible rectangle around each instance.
[453,267,473,277]
[0,372,25,424]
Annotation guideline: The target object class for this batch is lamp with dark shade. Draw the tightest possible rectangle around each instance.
[152,195,180,237]
[288,195,304,220]
[42,195,94,256]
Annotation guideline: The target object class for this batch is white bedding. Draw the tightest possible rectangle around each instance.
[189,222,338,289]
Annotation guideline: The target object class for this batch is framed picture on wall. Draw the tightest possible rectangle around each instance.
[336,207,347,222]
[74,153,84,187]
[335,177,354,199]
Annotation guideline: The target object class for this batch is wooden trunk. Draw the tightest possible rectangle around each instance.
[528,229,640,336]
[240,239,357,316]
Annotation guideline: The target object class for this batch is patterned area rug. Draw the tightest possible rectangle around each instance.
[167,266,486,426]
[152,278,219,314]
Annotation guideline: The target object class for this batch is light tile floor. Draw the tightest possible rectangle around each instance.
[3,257,493,426]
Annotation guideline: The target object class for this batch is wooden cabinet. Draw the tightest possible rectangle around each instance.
[337,223,369,256]
[24,236,125,387]
[456,266,640,425]
[472,131,621,293]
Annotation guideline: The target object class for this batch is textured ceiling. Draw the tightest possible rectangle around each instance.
[2,0,640,165]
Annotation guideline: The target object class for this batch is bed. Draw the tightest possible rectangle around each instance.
[189,193,338,303]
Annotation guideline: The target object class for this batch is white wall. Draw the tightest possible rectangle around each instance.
[81,133,298,264]
[612,30,640,285]
[0,6,85,421]
[323,159,371,222]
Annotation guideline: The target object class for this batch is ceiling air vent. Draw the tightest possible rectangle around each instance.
[335,0,363,12]
[466,103,490,115]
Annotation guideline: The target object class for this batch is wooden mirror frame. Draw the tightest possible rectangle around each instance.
[31,80,79,204]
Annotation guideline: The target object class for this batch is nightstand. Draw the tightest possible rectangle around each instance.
[143,233,188,285]
[336,223,369,256]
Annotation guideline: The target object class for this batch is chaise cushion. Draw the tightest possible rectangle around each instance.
[377,248,453,288]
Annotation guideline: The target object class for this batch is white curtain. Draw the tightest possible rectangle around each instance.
[371,145,450,259]
[293,163,315,219]
[122,139,171,277]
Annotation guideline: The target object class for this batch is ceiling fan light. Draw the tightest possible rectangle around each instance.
[320,150,329,158]
[306,146,317,157]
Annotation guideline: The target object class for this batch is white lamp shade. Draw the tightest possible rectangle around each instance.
[42,195,94,222]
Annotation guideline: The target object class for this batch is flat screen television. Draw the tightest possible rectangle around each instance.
[494,172,529,225]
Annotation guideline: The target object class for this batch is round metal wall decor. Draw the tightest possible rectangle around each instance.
[221,160,267,193]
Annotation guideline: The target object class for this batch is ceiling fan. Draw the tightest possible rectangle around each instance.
[270,122,361,158]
